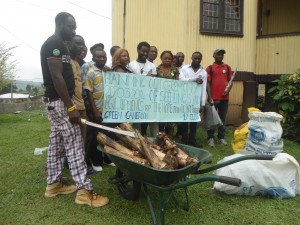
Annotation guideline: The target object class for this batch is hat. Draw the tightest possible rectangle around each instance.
[213,49,226,56]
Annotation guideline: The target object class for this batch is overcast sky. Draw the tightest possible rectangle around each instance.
[0,0,112,82]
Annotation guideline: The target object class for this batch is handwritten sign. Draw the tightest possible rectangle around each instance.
[103,72,202,123]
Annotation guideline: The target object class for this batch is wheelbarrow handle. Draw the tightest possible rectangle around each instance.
[254,155,274,160]
[193,154,274,175]
[154,175,241,191]
[218,176,241,187]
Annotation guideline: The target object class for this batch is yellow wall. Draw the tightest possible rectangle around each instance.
[112,0,300,124]
[256,35,300,74]
[227,81,243,125]
[112,0,258,73]
[262,0,300,35]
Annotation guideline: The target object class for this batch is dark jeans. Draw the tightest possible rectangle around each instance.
[158,123,166,132]
[85,123,116,166]
[85,106,116,166]
[141,122,148,136]
[176,123,183,137]
[207,100,229,140]
[181,122,197,145]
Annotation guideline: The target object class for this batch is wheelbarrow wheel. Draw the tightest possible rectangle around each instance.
[115,169,141,201]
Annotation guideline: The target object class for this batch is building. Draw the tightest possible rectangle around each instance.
[112,0,300,125]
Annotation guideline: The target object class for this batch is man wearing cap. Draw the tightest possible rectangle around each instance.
[206,49,233,147]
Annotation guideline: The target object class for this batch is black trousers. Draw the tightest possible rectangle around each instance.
[85,122,118,166]
[84,102,116,166]
[181,122,197,145]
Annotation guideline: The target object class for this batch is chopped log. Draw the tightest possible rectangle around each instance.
[156,132,198,168]
[156,132,177,151]
[116,131,168,162]
[171,147,198,168]
[115,131,141,152]
[115,130,150,160]
[116,132,179,168]
[97,132,133,156]
[104,145,149,165]
[119,123,135,132]
[136,131,168,169]
[152,149,165,160]
[162,151,178,169]
[144,136,162,151]
[114,125,194,169]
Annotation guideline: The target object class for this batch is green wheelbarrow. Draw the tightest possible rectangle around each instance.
[98,143,273,225]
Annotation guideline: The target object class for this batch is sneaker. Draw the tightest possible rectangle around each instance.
[103,162,115,167]
[207,138,215,148]
[92,164,103,172]
[45,181,76,198]
[75,189,109,207]
[219,139,228,146]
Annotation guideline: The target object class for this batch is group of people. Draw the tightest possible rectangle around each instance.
[40,12,233,207]
[120,43,232,149]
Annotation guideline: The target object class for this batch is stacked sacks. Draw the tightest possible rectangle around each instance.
[231,107,261,154]
[215,111,300,199]
[243,111,283,156]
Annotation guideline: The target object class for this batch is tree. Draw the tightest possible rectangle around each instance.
[0,83,17,94]
[268,69,300,142]
[32,87,39,95]
[26,84,33,93]
[0,42,18,91]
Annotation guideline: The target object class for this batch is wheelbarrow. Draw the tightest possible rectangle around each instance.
[98,142,274,225]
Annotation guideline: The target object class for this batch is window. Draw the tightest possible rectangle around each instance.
[200,0,244,36]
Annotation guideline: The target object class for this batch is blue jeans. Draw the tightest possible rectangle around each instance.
[207,100,228,140]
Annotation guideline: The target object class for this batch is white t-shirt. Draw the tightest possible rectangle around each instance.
[128,60,157,76]
[177,65,184,74]
[180,64,207,106]
[106,61,112,69]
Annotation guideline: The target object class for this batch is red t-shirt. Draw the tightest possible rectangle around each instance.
[206,63,232,100]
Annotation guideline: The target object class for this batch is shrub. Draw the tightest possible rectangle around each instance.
[268,69,300,142]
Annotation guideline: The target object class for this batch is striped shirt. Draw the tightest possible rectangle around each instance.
[83,65,104,112]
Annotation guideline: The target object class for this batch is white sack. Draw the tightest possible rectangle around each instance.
[244,112,283,155]
[213,153,300,198]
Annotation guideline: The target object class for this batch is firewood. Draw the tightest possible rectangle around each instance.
[104,145,149,165]
[119,123,135,132]
[162,151,178,169]
[115,131,141,152]
[152,149,165,160]
[171,147,199,168]
[144,136,162,151]
[156,132,198,168]
[156,132,177,151]
[116,132,179,168]
[136,131,168,169]
[115,130,150,160]
[97,132,133,156]
[102,124,196,170]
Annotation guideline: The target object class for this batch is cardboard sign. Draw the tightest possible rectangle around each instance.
[103,72,202,123]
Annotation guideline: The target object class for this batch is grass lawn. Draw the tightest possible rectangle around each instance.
[0,113,299,225]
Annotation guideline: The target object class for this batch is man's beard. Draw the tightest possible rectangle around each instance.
[61,30,74,41]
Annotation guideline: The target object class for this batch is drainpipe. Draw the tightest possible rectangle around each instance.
[122,0,126,48]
